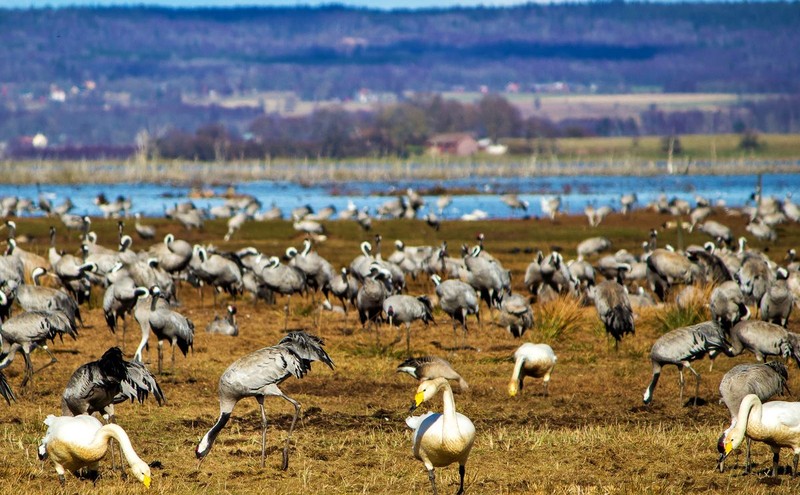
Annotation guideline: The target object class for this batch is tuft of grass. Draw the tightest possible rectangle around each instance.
[534,296,592,343]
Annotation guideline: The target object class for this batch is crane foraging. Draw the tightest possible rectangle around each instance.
[195,331,334,470]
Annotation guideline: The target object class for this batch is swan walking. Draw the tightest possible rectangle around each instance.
[407,377,476,495]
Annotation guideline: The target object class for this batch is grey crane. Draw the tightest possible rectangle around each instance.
[746,220,777,242]
[725,320,799,366]
[148,233,193,274]
[0,302,78,387]
[48,226,96,303]
[206,305,238,336]
[191,245,243,306]
[496,293,533,338]
[589,279,635,350]
[103,279,148,337]
[697,220,733,245]
[431,274,480,342]
[61,346,165,420]
[577,236,611,259]
[709,280,750,330]
[133,286,194,374]
[397,356,469,392]
[16,267,83,328]
[642,320,733,406]
[738,255,773,307]
[0,370,14,404]
[523,251,545,297]
[349,241,375,280]
[760,268,793,327]
[260,256,307,330]
[538,251,575,296]
[356,264,391,331]
[645,248,702,301]
[224,211,248,242]
[383,294,434,353]
[500,193,528,215]
[289,239,335,303]
[329,267,359,314]
[716,361,789,473]
[195,331,334,469]
[620,193,637,214]
[685,243,733,284]
[133,213,156,240]
[567,259,596,290]
[462,245,505,309]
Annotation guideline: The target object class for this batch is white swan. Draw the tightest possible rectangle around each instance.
[38,415,151,487]
[508,343,557,397]
[721,394,800,477]
[406,377,475,495]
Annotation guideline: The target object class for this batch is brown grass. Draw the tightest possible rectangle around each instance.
[1,211,800,494]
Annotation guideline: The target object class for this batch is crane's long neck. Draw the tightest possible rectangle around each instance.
[88,424,145,468]
[730,395,761,451]
[150,296,158,311]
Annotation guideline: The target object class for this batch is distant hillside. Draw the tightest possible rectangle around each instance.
[0,3,798,148]
[2,4,799,96]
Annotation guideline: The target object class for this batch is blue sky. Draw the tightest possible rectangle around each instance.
[4,0,536,8]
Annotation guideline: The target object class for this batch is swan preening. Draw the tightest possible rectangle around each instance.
[38,414,151,487]
[407,377,475,495]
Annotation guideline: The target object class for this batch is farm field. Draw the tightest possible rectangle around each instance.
[1,210,799,494]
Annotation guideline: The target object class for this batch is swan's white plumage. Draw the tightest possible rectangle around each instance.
[405,377,475,494]
[39,414,151,487]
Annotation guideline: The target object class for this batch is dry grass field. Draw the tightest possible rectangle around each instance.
[1,210,799,494]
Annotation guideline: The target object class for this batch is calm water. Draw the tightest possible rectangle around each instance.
[2,173,797,220]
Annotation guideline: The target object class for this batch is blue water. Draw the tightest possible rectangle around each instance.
[3,173,798,220]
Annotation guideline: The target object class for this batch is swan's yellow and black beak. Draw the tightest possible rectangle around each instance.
[409,391,425,412]
[723,440,733,456]
[143,474,151,488]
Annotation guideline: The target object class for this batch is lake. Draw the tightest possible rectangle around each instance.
[3,173,797,220]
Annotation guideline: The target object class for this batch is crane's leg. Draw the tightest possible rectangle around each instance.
[771,449,780,477]
[33,345,58,374]
[745,438,752,473]
[405,322,411,355]
[20,351,34,388]
[279,394,302,471]
[457,464,466,495]
[685,362,700,406]
[793,452,798,477]
[256,396,268,468]
[427,468,437,495]
[171,340,177,370]
[157,341,163,375]
[284,295,291,331]
[678,367,685,404]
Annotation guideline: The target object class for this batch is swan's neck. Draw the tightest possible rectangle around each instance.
[731,396,760,449]
[439,381,457,424]
[91,424,144,468]
[511,356,525,385]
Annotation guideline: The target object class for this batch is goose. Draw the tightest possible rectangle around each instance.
[38,414,151,487]
[407,377,475,495]
[396,356,469,392]
[720,394,800,477]
[508,343,557,397]
[195,331,334,470]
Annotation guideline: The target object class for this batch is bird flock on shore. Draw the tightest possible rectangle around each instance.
[0,184,799,492]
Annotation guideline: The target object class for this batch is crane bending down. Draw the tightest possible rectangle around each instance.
[195,331,334,470]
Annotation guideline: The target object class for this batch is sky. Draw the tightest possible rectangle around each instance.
[3,0,537,8]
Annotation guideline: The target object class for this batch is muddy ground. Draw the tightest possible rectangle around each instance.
[0,209,798,494]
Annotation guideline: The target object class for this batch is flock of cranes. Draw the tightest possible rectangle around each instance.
[0,183,799,491]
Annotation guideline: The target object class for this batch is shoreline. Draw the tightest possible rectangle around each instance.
[2,157,799,186]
